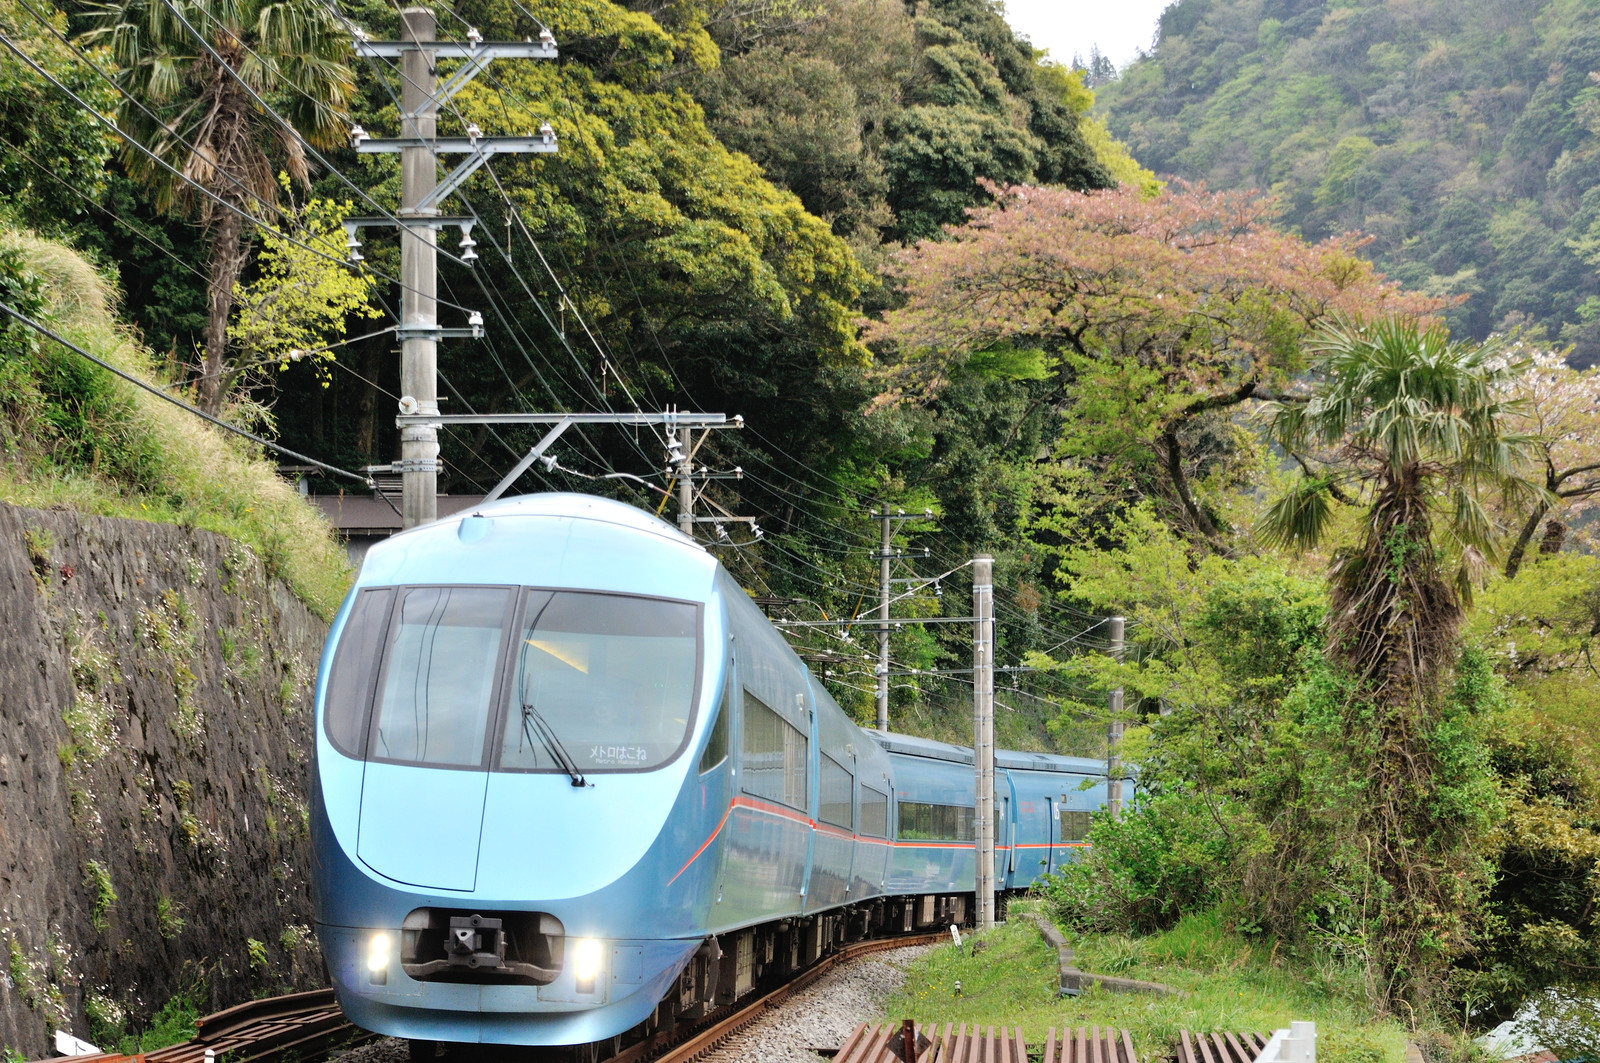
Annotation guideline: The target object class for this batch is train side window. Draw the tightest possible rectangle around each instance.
[897,801,974,842]
[698,687,729,774]
[324,587,395,758]
[859,786,890,838]
[819,754,852,828]
[1059,809,1092,842]
[741,690,807,809]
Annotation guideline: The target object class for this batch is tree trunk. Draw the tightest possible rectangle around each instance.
[356,339,380,461]
[1504,499,1551,579]
[1540,519,1566,555]
[198,206,249,416]
[1161,425,1223,543]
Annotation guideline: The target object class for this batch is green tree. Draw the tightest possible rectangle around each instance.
[0,0,115,232]
[227,187,380,392]
[1259,316,1539,1008]
[84,0,353,414]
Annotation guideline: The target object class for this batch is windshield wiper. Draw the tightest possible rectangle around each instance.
[520,700,587,787]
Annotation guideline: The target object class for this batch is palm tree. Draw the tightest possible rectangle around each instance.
[1257,315,1542,1006]
[85,0,353,414]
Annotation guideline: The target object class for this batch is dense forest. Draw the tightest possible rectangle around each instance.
[1098,0,1600,362]
[6,0,1600,1050]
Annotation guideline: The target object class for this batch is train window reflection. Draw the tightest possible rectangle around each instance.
[859,786,889,839]
[325,587,394,757]
[500,592,700,773]
[819,754,853,829]
[373,587,511,766]
[897,801,974,842]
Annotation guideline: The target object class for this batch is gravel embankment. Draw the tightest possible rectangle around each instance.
[700,943,932,1063]
[331,942,931,1063]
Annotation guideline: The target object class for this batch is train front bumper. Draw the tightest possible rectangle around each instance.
[319,924,700,1046]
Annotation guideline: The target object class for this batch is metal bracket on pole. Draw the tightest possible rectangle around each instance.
[414,410,743,506]
[481,415,572,504]
[365,458,441,474]
[394,325,482,341]
[870,507,936,731]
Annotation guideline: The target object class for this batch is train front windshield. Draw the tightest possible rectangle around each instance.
[501,591,699,772]
[328,586,701,773]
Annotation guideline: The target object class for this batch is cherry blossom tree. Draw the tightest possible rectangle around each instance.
[867,182,1442,543]
[1494,348,1600,576]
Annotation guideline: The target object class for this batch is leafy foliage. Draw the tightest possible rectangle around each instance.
[227,188,380,389]
[0,0,115,232]
[1097,0,1600,363]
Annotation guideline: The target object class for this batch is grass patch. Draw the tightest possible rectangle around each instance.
[115,991,198,1055]
[883,908,1419,1062]
[0,229,351,618]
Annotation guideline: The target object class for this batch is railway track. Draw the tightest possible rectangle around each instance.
[62,988,376,1063]
[50,932,944,1063]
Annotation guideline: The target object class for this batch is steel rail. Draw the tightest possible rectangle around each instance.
[41,933,945,1063]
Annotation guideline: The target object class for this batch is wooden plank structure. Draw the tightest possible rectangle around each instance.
[834,1021,1034,1063]
[1175,1031,1272,1063]
[1038,1026,1138,1063]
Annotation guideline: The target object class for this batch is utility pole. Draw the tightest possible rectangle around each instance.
[973,554,995,931]
[663,424,751,541]
[398,7,437,531]
[676,426,694,535]
[869,508,933,731]
[1106,615,1125,820]
[348,10,558,529]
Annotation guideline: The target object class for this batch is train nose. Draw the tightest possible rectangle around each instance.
[357,761,487,891]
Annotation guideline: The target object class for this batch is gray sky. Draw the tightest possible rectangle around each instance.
[1000,0,1173,69]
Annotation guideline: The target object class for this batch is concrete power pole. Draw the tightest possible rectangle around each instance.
[1106,615,1126,820]
[871,508,933,731]
[677,426,694,535]
[877,511,893,729]
[973,554,995,931]
[351,10,557,529]
[398,7,438,531]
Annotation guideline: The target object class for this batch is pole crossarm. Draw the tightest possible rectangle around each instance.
[356,136,555,154]
[355,40,558,60]
[396,411,737,428]
[345,215,476,230]
[355,39,557,111]
[356,137,556,211]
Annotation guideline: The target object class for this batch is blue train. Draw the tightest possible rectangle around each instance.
[310,494,1105,1059]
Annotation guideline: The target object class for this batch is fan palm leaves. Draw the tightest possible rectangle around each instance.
[1259,316,1543,583]
[84,0,353,413]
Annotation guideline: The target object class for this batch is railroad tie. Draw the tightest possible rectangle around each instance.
[835,1021,1034,1063]
[1038,1026,1136,1063]
[1176,1031,1271,1063]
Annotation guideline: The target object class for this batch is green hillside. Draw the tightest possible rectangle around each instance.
[1097,0,1600,362]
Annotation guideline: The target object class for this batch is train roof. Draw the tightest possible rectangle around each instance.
[865,729,1106,776]
[377,492,702,551]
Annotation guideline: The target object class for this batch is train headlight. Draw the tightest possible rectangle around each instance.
[572,938,602,991]
[366,932,391,984]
